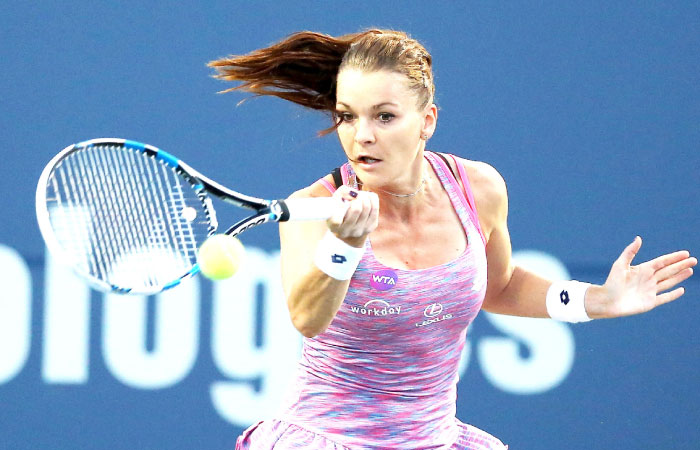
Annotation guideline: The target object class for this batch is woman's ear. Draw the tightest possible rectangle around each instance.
[421,103,438,140]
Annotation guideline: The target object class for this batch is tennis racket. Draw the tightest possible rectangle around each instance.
[36,138,335,295]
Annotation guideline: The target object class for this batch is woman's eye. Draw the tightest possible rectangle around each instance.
[377,112,395,122]
[338,112,354,122]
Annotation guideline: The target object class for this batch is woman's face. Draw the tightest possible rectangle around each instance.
[335,69,436,190]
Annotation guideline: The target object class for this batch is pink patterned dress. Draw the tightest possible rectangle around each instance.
[236,152,507,449]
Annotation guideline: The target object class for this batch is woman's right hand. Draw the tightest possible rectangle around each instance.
[327,186,379,247]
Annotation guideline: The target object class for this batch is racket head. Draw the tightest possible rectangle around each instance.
[36,138,217,294]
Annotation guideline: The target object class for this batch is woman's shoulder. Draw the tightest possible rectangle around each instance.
[448,154,508,231]
[442,154,507,201]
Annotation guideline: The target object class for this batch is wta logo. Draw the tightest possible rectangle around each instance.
[369,269,398,291]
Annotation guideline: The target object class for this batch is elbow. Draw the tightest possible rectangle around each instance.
[290,313,328,338]
[299,328,321,339]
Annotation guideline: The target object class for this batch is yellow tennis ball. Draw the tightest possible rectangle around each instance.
[197,234,245,280]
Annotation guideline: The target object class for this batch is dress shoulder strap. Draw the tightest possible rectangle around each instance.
[426,151,487,246]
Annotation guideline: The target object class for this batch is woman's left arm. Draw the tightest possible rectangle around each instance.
[462,159,696,319]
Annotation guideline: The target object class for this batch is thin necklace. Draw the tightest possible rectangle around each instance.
[377,174,427,198]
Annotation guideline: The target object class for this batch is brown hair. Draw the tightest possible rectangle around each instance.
[208,29,434,134]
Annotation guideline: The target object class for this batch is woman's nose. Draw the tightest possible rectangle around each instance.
[354,118,375,145]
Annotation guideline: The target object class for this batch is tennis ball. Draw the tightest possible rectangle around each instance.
[197,234,245,280]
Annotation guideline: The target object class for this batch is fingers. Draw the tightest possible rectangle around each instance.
[656,267,694,294]
[655,287,686,306]
[617,236,642,266]
[327,186,379,240]
[654,253,695,293]
[329,197,350,225]
[652,253,696,278]
[647,250,694,271]
[648,251,696,301]
[327,185,359,227]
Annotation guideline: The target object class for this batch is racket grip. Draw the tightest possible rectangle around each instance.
[279,197,337,221]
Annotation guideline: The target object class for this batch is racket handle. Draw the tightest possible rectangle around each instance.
[279,197,337,221]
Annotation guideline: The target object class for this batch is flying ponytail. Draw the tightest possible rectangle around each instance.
[209,29,434,133]
[208,31,361,111]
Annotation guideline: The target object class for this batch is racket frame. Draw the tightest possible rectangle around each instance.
[36,138,295,294]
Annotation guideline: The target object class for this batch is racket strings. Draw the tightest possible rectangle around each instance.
[110,145,198,287]
[98,148,152,280]
[69,150,120,279]
[66,147,145,284]
[136,151,195,283]
[104,149,148,267]
[72,150,117,279]
[147,157,189,258]
[52,158,103,276]
[123,149,173,287]
[46,143,209,291]
[156,160,199,262]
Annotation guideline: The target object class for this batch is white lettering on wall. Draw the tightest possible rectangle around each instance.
[42,248,91,383]
[0,245,31,384]
[475,250,575,394]
[102,279,200,389]
[478,313,574,394]
[2,243,580,425]
[209,247,301,427]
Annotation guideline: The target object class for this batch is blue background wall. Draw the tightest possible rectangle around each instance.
[1,1,698,449]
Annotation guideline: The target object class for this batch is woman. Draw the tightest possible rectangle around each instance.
[209,29,696,450]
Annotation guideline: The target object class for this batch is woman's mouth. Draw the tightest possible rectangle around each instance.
[357,156,382,164]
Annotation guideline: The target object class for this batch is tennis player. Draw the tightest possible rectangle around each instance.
[209,29,696,450]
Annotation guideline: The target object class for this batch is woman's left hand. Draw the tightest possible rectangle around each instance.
[586,236,697,319]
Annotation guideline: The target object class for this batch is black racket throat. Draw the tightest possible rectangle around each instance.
[224,200,290,237]
[180,162,292,230]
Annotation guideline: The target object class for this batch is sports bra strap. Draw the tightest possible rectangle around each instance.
[331,167,343,190]
[435,152,458,179]
[316,167,344,194]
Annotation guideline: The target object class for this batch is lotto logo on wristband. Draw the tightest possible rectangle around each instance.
[560,290,570,305]
[331,254,347,264]
[315,231,365,280]
[546,281,593,323]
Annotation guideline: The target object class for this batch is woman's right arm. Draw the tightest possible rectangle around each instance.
[279,180,379,337]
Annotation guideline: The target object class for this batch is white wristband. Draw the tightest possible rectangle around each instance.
[314,231,365,280]
[546,280,593,323]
